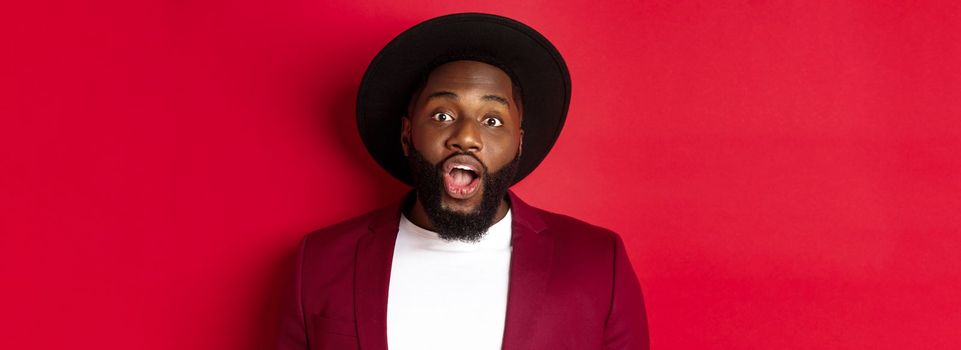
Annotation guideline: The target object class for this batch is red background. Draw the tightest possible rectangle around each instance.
[2,1,960,349]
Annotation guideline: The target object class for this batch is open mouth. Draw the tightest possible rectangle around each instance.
[442,155,483,199]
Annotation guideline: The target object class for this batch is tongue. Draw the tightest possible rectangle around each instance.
[450,169,473,187]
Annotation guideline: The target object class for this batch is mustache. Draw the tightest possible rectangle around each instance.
[441,151,487,172]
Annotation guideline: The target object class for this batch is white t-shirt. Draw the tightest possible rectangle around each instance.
[386,211,513,350]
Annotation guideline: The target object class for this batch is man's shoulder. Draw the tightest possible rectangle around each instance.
[523,202,623,245]
[300,204,396,251]
[521,201,632,284]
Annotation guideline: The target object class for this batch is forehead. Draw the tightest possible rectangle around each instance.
[423,60,514,95]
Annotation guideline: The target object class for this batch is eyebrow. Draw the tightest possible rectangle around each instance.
[481,94,510,107]
[426,91,458,101]
[425,90,510,108]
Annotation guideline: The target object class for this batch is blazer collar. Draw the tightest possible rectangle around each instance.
[354,200,402,350]
[501,191,553,349]
[353,190,552,350]
[505,190,548,239]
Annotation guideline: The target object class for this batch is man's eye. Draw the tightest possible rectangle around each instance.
[483,117,503,127]
[431,112,453,122]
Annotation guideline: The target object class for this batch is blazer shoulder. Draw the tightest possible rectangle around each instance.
[527,205,623,245]
[301,204,397,253]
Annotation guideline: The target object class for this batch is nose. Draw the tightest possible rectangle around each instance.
[446,118,483,153]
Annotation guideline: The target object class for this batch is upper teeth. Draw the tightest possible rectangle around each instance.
[454,165,473,171]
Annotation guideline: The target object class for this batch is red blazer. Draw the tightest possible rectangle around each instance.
[278,191,649,349]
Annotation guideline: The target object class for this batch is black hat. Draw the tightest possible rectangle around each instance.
[356,13,571,185]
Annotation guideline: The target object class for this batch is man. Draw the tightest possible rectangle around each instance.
[279,13,649,350]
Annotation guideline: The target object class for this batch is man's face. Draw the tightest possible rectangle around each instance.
[402,60,523,236]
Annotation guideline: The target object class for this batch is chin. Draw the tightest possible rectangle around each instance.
[440,193,485,214]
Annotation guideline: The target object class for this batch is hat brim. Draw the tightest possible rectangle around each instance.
[356,13,571,185]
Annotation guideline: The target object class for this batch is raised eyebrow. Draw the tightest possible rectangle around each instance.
[482,94,510,107]
[425,91,458,101]
[425,91,509,108]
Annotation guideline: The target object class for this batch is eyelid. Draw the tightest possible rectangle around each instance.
[431,111,454,121]
[482,115,504,127]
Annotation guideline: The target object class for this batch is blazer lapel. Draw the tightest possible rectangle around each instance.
[354,202,402,350]
[502,191,553,350]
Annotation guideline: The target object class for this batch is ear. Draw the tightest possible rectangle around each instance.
[401,116,412,156]
[517,128,524,158]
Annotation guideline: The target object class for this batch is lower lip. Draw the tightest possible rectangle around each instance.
[443,172,481,199]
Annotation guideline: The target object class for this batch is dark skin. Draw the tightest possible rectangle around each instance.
[401,60,524,232]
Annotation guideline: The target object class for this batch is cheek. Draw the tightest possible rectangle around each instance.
[484,134,522,166]
[411,128,447,156]
[504,129,523,153]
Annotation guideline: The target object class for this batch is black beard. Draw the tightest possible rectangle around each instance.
[406,147,519,242]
